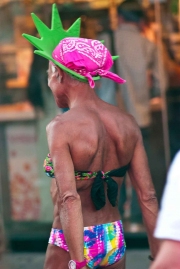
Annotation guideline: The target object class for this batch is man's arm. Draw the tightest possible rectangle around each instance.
[46,120,86,268]
[149,151,180,268]
[128,131,160,258]
[149,240,180,269]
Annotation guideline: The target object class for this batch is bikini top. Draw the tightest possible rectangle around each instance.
[44,153,129,210]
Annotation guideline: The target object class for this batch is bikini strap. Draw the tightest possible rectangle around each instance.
[44,154,55,178]
[106,164,130,177]
[44,153,129,210]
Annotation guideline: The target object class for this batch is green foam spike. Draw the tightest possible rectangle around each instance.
[112,55,119,60]
[51,3,64,30]
[67,18,81,37]
[31,13,50,38]
[22,4,81,56]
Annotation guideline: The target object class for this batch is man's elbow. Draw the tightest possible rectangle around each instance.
[141,191,158,204]
[60,191,81,208]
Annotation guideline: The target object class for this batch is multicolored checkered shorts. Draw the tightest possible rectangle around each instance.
[49,220,126,268]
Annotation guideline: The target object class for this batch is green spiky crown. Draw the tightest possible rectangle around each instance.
[22,3,119,83]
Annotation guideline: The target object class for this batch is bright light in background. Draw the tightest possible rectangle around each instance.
[0,0,124,9]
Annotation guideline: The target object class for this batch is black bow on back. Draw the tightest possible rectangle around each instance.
[90,171,118,210]
[90,165,129,210]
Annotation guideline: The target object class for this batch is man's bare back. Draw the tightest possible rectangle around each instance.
[49,100,140,227]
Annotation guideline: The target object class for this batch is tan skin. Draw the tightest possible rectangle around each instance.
[149,240,180,269]
[44,62,160,269]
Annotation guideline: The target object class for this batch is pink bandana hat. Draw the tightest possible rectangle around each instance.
[52,37,126,88]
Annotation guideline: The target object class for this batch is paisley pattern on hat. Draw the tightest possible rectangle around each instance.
[59,38,108,67]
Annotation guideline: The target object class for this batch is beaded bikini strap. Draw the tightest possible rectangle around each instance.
[44,154,106,180]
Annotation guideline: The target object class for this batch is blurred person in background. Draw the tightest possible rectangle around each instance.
[115,0,167,230]
[143,3,180,160]
[149,150,180,269]
[23,4,160,268]
[95,16,118,107]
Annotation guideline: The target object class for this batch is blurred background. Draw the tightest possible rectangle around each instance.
[0,0,180,268]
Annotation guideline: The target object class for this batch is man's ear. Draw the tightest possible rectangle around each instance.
[56,67,63,83]
[51,65,63,83]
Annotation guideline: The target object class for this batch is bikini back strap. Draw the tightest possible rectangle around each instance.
[106,164,130,178]
[44,153,129,210]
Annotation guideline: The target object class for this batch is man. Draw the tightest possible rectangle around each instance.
[115,0,167,228]
[23,5,160,268]
[150,151,180,269]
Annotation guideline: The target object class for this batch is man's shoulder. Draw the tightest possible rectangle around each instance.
[115,108,141,134]
[118,108,137,122]
[46,113,73,136]
[46,109,91,137]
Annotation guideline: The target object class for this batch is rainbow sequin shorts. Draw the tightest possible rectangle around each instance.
[48,220,126,268]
